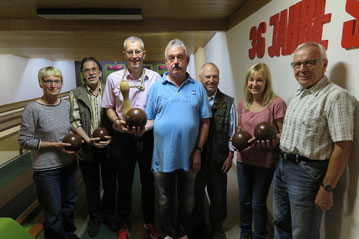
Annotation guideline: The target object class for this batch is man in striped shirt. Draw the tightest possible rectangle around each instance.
[69,57,116,237]
[273,43,355,239]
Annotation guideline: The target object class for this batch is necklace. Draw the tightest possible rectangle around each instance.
[116,67,146,91]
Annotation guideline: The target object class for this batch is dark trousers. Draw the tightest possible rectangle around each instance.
[237,162,275,239]
[112,130,155,227]
[193,164,228,231]
[79,148,116,222]
[33,162,78,239]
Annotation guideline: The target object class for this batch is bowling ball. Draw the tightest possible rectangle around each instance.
[254,122,278,140]
[125,108,147,129]
[62,133,82,151]
[232,130,252,151]
[92,127,109,141]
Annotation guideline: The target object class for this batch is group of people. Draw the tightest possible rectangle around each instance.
[18,36,355,239]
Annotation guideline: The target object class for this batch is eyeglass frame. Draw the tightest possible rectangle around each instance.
[290,58,325,69]
[82,67,100,74]
[42,79,62,85]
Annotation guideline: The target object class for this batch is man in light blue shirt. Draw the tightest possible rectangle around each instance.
[145,39,211,239]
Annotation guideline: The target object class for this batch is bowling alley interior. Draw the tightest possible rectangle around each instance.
[0,0,358,239]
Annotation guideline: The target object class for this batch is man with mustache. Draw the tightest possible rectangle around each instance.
[145,39,212,239]
[69,57,116,237]
[101,36,161,239]
[273,42,355,239]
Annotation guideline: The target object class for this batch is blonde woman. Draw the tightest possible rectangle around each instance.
[18,66,79,239]
[235,63,286,239]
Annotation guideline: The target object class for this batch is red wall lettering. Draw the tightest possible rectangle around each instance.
[249,0,332,59]
[248,22,267,59]
[342,0,359,49]
[286,2,302,54]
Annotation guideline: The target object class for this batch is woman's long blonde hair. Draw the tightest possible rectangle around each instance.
[243,63,276,110]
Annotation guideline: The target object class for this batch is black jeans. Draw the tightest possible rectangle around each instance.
[79,148,116,222]
[111,130,155,227]
[193,164,227,231]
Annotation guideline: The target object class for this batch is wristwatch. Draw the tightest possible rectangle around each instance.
[195,146,203,152]
[321,183,334,192]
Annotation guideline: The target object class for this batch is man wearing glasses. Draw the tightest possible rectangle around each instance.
[273,42,355,239]
[69,57,116,237]
[101,36,161,239]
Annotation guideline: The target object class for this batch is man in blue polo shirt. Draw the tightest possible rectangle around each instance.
[145,39,211,239]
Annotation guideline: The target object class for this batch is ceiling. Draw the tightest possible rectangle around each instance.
[0,0,269,61]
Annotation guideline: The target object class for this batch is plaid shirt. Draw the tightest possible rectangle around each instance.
[70,84,103,135]
[280,76,355,160]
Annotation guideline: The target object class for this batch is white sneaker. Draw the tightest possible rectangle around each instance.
[164,236,174,239]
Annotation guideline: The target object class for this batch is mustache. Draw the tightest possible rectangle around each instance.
[172,63,182,70]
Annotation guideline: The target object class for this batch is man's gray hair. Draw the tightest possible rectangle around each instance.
[199,62,219,77]
[164,39,188,58]
[294,42,328,60]
[123,36,144,51]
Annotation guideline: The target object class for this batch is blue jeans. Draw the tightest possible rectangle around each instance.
[154,169,196,238]
[33,162,78,239]
[273,157,328,239]
[237,162,275,239]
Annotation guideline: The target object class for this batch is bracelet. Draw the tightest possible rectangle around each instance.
[114,118,120,123]
[195,146,203,152]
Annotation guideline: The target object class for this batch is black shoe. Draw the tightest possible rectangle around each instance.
[88,219,100,237]
[103,217,118,232]
[69,235,80,239]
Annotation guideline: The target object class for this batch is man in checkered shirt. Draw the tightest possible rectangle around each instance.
[273,42,355,239]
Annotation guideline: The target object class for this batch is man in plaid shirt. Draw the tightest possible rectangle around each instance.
[273,42,355,239]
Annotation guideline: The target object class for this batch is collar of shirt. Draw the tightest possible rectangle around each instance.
[86,83,102,96]
[208,90,218,107]
[162,72,195,86]
[124,67,148,82]
[296,75,329,97]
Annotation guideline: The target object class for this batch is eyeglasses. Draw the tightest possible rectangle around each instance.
[83,67,99,74]
[125,50,144,56]
[291,59,324,69]
[43,80,62,85]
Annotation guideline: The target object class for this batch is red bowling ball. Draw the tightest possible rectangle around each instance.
[62,133,82,151]
[92,127,109,141]
[254,122,278,140]
[232,130,252,151]
[125,108,147,129]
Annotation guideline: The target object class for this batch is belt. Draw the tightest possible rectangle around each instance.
[280,150,329,164]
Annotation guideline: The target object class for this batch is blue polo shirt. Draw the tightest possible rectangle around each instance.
[146,72,212,173]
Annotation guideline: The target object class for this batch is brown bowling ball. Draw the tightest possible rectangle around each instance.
[62,133,82,151]
[125,108,147,129]
[232,130,252,151]
[254,122,278,140]
[92,127,109,141]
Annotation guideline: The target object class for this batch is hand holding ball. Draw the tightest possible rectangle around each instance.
[125,108,147,129]
[232,130,252,151]
[254,122,278,140]
[92,127,109,141]
[62,133,82,151]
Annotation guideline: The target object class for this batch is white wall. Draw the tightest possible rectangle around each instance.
[195,0,359,238]
[0,55,76,105]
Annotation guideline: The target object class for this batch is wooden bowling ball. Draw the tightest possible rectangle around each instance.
[62,133,82,151]
[92,127,109,141]
[232,130,252,151]
[254,122,278,140]
[125,108,147,129]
